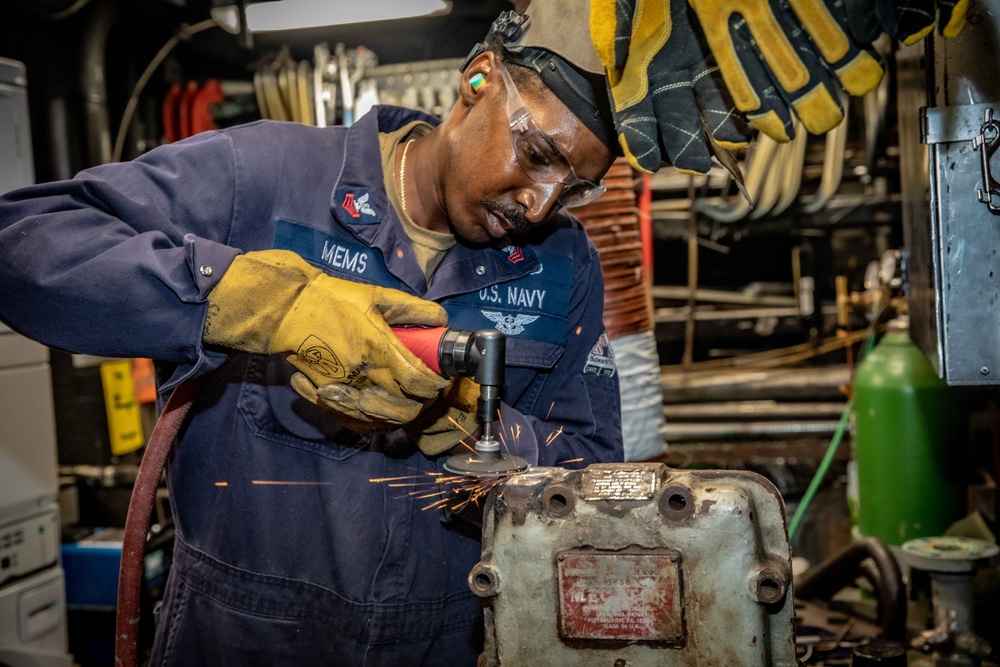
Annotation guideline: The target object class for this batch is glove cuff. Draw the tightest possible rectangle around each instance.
[204,249,322,353]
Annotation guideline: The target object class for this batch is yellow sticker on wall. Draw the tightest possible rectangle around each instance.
[99,359,145,456]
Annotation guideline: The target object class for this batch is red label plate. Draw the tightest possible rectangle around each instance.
[558,551,684,642]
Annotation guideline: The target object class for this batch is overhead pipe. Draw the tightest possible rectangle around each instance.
[80,0,116,167]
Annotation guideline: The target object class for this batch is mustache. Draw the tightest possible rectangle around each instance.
[483,199,529,234]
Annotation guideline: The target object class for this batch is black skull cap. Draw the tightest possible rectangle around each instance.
[462,10,621,156]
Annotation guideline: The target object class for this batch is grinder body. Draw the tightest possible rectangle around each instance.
[392,327,529,476]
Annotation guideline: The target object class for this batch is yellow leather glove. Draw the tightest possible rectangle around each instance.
[590,0,750,174]
[204,249,448,427]
[847,0,968,45]
[688,0,885,141]
[403,377,481,456]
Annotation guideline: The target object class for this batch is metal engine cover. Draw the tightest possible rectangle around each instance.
[471,463,797,666]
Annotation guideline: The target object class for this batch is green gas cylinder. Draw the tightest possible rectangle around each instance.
[853,318,965,545]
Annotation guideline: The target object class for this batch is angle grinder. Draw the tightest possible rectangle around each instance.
[392,326,530,477]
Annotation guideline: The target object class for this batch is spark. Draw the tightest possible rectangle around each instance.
[422,497,453,511]
[214,482,229,487]
[413,490,448,499]
[545,425,564,446]
[545,401,555,420]
[557,458,584,465]
[448,416,476,439]
[369,475,437,483]
[369,467,515,512]
[251,480,333,486]
[512,424,521,451]
[447,416,479,453]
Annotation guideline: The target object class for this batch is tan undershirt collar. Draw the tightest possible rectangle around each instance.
[379,122,455,281]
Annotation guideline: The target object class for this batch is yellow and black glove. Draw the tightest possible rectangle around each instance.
[845,0,968,45]
[687,0,886,142]
[204,249,448,428]
[403,377,481,456]
[591,0,750,174]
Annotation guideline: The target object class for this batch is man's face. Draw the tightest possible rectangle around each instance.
[441,59,615,245]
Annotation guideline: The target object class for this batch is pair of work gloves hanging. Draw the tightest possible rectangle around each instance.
[203,249,478,456]
[590,0,968,174]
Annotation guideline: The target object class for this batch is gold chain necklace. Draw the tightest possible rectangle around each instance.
[399,140,414,217]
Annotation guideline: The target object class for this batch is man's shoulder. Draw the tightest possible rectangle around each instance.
[221,119,343,145]
[529,210,600,262]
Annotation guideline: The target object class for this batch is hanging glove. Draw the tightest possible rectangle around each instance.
[403,377,482,456]
[590,0,750,174]
[844,0,968,45]
[204,249,449,427]
[687,0,885,142]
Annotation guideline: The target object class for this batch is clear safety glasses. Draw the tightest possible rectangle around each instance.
[496,60,606,209]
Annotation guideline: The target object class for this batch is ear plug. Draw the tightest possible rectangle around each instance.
[470,73,486,92]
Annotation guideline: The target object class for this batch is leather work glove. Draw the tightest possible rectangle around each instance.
[287,372,431,434]
[590,0,751,174]
[204,249,449,428]
[403,377,482,456]
[687,0,885,142]
[844,0,968,45]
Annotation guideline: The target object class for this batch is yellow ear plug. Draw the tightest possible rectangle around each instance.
[470,73,486,92]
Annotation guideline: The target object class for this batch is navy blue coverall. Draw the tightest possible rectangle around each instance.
[0,106,623,665]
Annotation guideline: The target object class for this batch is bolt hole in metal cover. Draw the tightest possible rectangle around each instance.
[542,484,575,518]
[756,569,788,604]
[659,484,695,522]
[469,563,498,597]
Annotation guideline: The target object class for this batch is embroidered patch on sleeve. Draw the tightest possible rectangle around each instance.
[583,331,616,378]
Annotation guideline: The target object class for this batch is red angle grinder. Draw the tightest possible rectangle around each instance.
[393,326,530,477]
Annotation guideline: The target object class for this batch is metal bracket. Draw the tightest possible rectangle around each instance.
[972,107,1000,215]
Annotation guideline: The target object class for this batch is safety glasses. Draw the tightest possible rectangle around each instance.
[496,60,606,209]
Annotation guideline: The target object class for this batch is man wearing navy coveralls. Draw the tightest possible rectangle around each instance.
[0,10,624,666]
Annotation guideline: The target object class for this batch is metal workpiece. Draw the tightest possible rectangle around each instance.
[474,463,797,666]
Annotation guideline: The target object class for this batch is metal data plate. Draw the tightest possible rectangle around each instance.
[581,467,656,501]
[922,101,1000,384]
[558,550,683,643]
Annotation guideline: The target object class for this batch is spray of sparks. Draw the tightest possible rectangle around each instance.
[215,402,580,509]
[366,401,576,510]
[368,472,508,512]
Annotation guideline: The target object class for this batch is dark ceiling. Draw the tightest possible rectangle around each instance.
[6,0,516,76]
[249,0,515,65]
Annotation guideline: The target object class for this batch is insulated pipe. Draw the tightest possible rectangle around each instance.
[80,0,115,167]
[662,420,841,441]
[801,109,848,213]
[766,122,809,217]
[795,537,907,641]
[695,137,778,223]
[660,367,851,403]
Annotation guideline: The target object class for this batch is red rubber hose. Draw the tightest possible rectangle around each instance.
[115,378,203,667]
